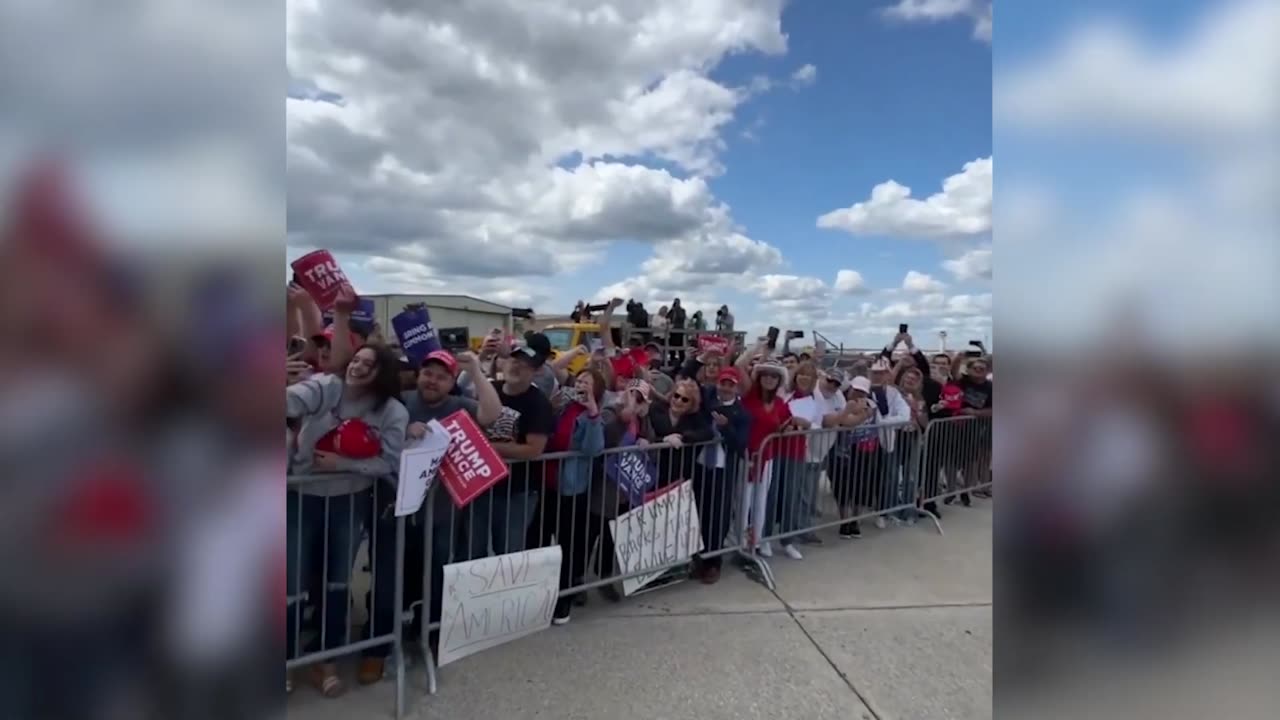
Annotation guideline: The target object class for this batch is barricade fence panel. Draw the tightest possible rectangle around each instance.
[284,416,991,713]
[916,416,994,509]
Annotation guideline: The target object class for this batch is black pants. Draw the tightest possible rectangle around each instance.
[920,424,962,501]
[692,466,733,568]
[557,493,618,590]
[829,447,884,510]
[527,490,559,550]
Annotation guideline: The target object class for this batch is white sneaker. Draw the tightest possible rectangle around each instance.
[782,544,803,560]
[874,516,888,529]
[757,542,773,558]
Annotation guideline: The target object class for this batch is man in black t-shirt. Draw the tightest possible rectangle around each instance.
[460,336,555,560]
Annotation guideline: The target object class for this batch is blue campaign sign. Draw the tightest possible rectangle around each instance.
[392,306,443,366]
[322,298,377,334]
[604,433,658,506]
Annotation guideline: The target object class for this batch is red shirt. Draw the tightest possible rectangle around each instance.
[545,403,589,491]
[743,391,796,463]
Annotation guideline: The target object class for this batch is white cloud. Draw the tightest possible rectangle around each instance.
[790,64,817,87]
[816,156,992,239]
[996,0,1279,141]
[882,0,992,44]
[941,245,992,281]
[903,270,946,293]
[846,292,991,348]
[287,0,792,293]
[834,269,869,294]
[754,274,829,303]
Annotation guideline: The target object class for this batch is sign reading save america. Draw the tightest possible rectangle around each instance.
[438,410,509,508]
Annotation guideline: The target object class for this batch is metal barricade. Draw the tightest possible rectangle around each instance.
[286,474,408,719]
[915,415,994,532]
[747,422,918,559]
[284,416,992,712]
[415,438,754,691]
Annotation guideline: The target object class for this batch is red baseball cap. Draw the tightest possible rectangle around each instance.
[716,368,741,385]
[315,418,381,460]
[422,349,459,376]
[611,354,637,380]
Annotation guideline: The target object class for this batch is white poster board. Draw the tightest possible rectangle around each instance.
[609,481,703,596]
[438,545,563,667]
[395,420,450,516]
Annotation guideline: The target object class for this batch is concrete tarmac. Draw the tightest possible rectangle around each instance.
[289,501,993,720]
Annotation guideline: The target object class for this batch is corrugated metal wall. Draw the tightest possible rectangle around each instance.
[370,294,511,343]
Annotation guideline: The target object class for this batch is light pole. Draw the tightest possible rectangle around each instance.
[938,330,948,352]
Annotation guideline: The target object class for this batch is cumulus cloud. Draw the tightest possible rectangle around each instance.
[902,270,946,293]
[942,245,992,281]
[844,292,991,349]
[882,0,992,44]
[287,0,792,291]
[755,274,829,303]
[816,156,992,239]
[834,269,869,294]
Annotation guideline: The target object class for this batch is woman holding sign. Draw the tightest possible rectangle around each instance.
[285,344,409,698]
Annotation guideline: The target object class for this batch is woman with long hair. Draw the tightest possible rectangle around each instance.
[785,362,847,547]
[647,378,715,487]
[285,344,408,698]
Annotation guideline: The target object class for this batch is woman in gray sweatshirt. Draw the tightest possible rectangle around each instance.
[286,344,409,697]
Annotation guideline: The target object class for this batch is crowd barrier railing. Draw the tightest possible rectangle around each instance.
[286,473,408,719]
[747,421,925,558]
[915,415,994,520]
[285,416,991,718]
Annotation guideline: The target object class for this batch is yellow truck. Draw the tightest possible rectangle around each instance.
[540,322,618,374]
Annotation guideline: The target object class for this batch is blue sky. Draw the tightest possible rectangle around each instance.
[713,0,991,304]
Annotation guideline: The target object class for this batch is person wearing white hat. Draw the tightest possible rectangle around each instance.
[740,361,798,558]
[826,376,882,539]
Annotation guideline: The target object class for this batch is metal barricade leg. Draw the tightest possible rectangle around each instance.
[421,488,439,696]
[394,515,406,720]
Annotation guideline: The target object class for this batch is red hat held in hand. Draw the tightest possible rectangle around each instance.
[315,418,382,460]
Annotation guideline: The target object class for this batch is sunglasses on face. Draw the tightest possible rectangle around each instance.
[672,393,693,403]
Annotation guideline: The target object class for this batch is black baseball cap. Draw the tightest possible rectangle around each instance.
[513,332,551,369]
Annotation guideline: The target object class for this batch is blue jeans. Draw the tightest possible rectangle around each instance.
[286,489,372,658]
[768,458,805,543]
[795,462,823,531]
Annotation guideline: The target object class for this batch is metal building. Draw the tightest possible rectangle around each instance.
[363,294,513,344]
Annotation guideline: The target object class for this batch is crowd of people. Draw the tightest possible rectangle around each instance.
[286,292,993,699]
